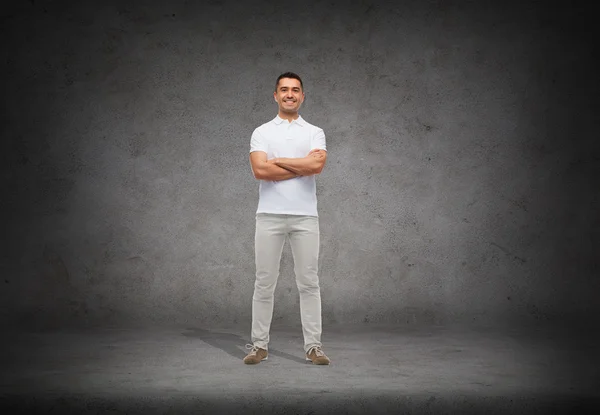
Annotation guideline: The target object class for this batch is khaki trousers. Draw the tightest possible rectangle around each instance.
[251,213,322,353]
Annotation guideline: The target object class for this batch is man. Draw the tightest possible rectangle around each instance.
[244,72,330,365]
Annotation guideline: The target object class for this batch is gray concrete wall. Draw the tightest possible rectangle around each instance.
[2,0,598,329]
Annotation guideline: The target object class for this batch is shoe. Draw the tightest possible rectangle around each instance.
[243,344,268,364]
[306,345,330,365]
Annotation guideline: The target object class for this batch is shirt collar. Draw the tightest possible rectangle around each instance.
[273,114,305,127]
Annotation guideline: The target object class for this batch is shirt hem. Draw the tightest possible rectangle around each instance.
[256,210,318,217]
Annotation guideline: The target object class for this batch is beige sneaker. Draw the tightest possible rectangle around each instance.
[306,346,330,365]
[243,344,268,364]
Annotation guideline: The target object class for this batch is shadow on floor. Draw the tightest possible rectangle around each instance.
[182,328,307,364]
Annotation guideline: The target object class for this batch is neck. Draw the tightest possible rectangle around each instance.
[278,111,299,123]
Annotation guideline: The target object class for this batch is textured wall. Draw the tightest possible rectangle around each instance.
[2,0,598,329]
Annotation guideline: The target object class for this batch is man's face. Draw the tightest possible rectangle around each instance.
[274,78,304,114]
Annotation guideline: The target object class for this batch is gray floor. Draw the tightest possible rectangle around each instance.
[1,321,598,414]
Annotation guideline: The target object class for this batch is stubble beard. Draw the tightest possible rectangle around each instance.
[280,102,301,115]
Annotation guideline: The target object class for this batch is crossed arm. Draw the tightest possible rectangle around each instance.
[249,149,327,181]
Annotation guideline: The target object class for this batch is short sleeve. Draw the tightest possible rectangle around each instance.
[311,128,327,152]
[250,129,268,154]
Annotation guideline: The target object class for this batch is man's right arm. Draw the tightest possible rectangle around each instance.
[250,151,298,181]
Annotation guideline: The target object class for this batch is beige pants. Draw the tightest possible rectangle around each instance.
[251,213,322,353]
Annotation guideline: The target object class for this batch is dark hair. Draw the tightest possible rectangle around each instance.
[275,72,303,91]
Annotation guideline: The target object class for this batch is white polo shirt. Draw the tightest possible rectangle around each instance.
[250,115,327,217]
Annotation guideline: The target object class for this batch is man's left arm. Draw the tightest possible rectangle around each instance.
[273,149,327,176]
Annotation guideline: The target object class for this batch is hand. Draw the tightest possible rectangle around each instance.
[308,149,326,159]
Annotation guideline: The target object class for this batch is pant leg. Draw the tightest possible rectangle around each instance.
[288,215,322,353]
[251,213,286,350]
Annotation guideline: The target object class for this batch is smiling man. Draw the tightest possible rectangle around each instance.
[244,72,330,365]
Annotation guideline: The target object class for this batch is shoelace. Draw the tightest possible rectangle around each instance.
[245,343,259,355]
[308,346,324,357]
